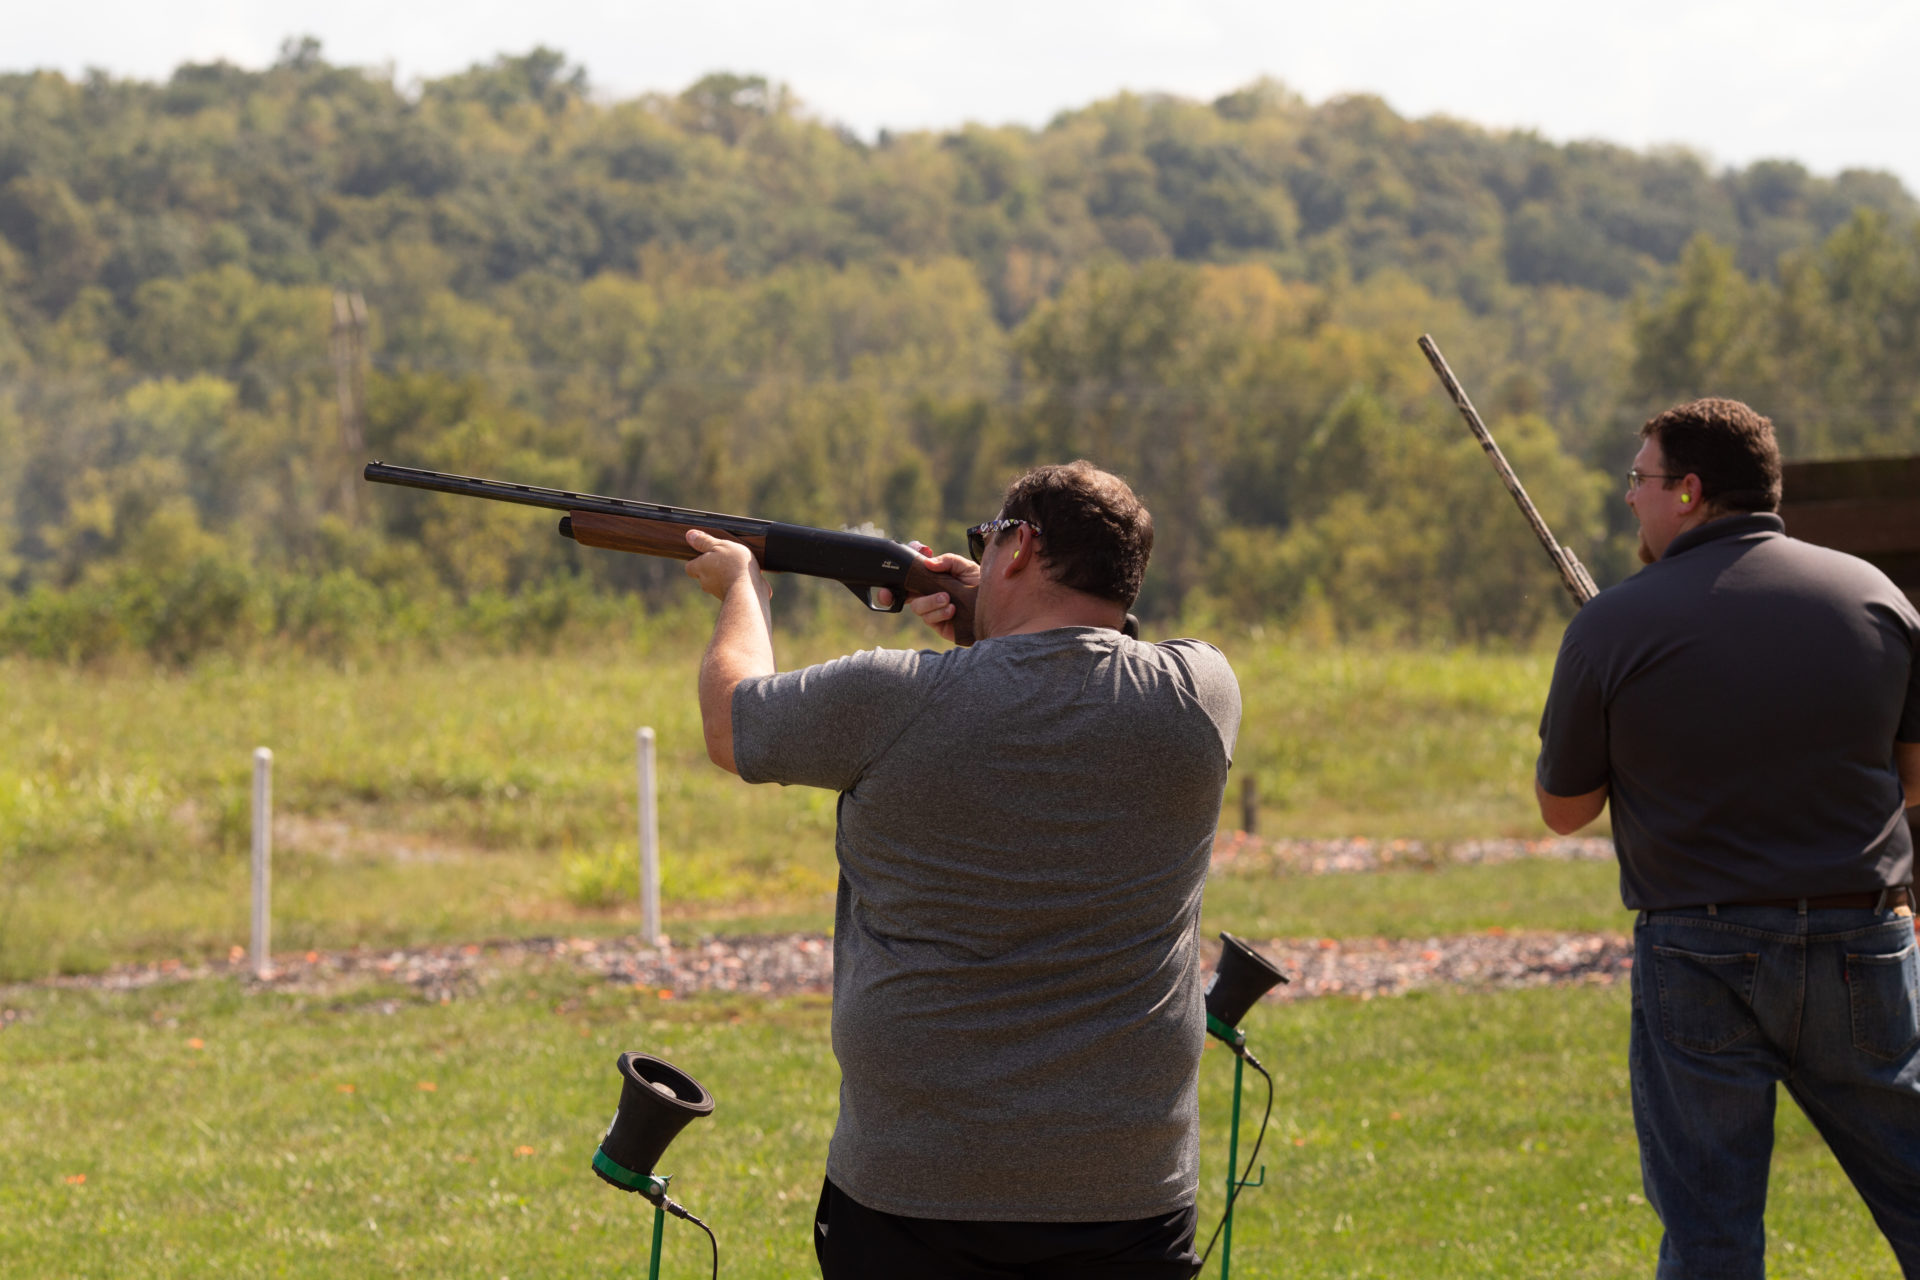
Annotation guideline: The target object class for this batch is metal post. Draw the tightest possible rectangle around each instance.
[1241,774,1258,837]
[331,288,368,521]
[250,748,273,980]
[648,1197,666,1280]
[638,729,660,946]
[1221,1051,1245,1280]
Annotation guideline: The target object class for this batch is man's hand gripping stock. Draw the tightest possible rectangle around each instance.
[879,542,982,644]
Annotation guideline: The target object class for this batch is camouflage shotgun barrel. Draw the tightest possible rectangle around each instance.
[1417,334,1600,608]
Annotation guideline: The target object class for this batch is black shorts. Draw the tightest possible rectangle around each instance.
[812,1177,1200,1279]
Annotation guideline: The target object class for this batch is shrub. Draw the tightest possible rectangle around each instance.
[0,582,128,663]
[125,552,264,665]
[272,569,386,660]
[560,847,633,910]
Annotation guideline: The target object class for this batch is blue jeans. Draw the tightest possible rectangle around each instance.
[1631,904,1920,1279]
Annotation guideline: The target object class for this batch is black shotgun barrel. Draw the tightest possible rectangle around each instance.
[363,460,965,629]
[363,462,774,540]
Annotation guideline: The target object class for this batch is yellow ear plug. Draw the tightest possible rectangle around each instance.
[1681,494,1691,503]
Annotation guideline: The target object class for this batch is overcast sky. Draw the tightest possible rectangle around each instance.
[9,0,1917,195]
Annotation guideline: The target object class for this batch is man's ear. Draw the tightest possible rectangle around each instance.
[1680,473,1705,508]
[1002,525,1038,578]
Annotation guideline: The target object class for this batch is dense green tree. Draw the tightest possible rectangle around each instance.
[1631,215,1920,459]
[0,44,1914,658]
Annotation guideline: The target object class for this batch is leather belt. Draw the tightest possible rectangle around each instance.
[1733,885,1914,911]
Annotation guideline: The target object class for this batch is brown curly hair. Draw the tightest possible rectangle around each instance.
[1640,398,1783,513]
[995,462,1154,607]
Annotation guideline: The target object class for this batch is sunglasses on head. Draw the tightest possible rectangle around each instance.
[965,518,1042,561]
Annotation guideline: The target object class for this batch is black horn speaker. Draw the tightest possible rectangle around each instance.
[592,1052,715,1195]
[1205,932,1288,1032]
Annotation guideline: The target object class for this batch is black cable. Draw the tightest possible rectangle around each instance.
[664,1198,719,1280]
[1193,1047,1274,1278]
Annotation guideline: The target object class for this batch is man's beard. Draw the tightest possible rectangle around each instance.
[1636,529,1656,565]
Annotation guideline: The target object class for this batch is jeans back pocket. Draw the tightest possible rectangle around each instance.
[1847,940,1920,1061]
[1651,944,1761,1053]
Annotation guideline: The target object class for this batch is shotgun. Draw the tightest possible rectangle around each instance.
[363,462,981,643]
[1417,335,1600,607]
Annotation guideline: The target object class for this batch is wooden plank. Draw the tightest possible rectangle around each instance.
[1857,551,1920,587]
[1778,455,1920,602]
[1779,497,1920,557]
[1781,456,1920,504]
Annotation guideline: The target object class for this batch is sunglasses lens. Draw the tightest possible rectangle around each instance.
[967,531,985,560]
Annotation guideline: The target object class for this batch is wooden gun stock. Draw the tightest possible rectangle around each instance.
[563,510,766,561]
[561,509,980,644]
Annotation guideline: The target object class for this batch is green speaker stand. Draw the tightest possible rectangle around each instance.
[1207,1012,1266,1280]
[592,1151,673,1280]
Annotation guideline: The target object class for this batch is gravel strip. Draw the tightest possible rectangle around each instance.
[1246,931,1631,1002]
[0,836,1618,1023]
[1210,832,1614,874]
[8,929,1627,1008]
[574,933,834,995]
[14,934,837,1005]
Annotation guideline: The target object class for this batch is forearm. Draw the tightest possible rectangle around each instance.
[1897,742,1920,808]
[1535,776,1608,834]
[698,574,775,775]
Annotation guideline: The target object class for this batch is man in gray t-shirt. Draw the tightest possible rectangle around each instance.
[683,462,1240,1278]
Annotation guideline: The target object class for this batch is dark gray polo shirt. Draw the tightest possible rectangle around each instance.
[1537,513,1920,910]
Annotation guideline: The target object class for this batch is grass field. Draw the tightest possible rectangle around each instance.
[1,632,1577,980]
[1,974,1900,1278]
[4,634,1900,1277]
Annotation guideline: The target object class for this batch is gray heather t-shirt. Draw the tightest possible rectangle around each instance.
[1538,513,1920,910]
[732,628,1240,1222]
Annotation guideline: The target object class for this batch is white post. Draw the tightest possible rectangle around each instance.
[637,728,660,947]
[250,747,273,980]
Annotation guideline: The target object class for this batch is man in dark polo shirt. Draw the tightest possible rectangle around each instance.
[1535,398,1920,1278]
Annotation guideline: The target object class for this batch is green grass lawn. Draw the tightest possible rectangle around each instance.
[1,635,1588,980]
[1202,857,1630,941]
[1232,638,1564,841]
[0,974,1898,1278]
[7,632,1893,1277]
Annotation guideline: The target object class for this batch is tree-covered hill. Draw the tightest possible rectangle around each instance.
[4,44,1908,320]
[2,42,1917,659]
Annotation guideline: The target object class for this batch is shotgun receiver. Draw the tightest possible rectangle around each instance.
[1417,335,1600,608]
[363,462,980,643]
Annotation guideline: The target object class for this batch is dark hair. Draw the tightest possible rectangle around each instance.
[1640,398,1782,513]
[996,461,1153,607]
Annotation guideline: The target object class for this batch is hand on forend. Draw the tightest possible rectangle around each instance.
[683,529,765,602]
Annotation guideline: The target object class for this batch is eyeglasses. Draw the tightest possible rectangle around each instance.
[966,517,1042,561]
[1625,468,1683,492]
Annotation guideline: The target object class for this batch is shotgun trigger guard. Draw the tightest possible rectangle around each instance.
[848,582,906,613]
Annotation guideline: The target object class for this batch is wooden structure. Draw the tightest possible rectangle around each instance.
[1779,455,1920,608]
[1780,454,1920,846]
